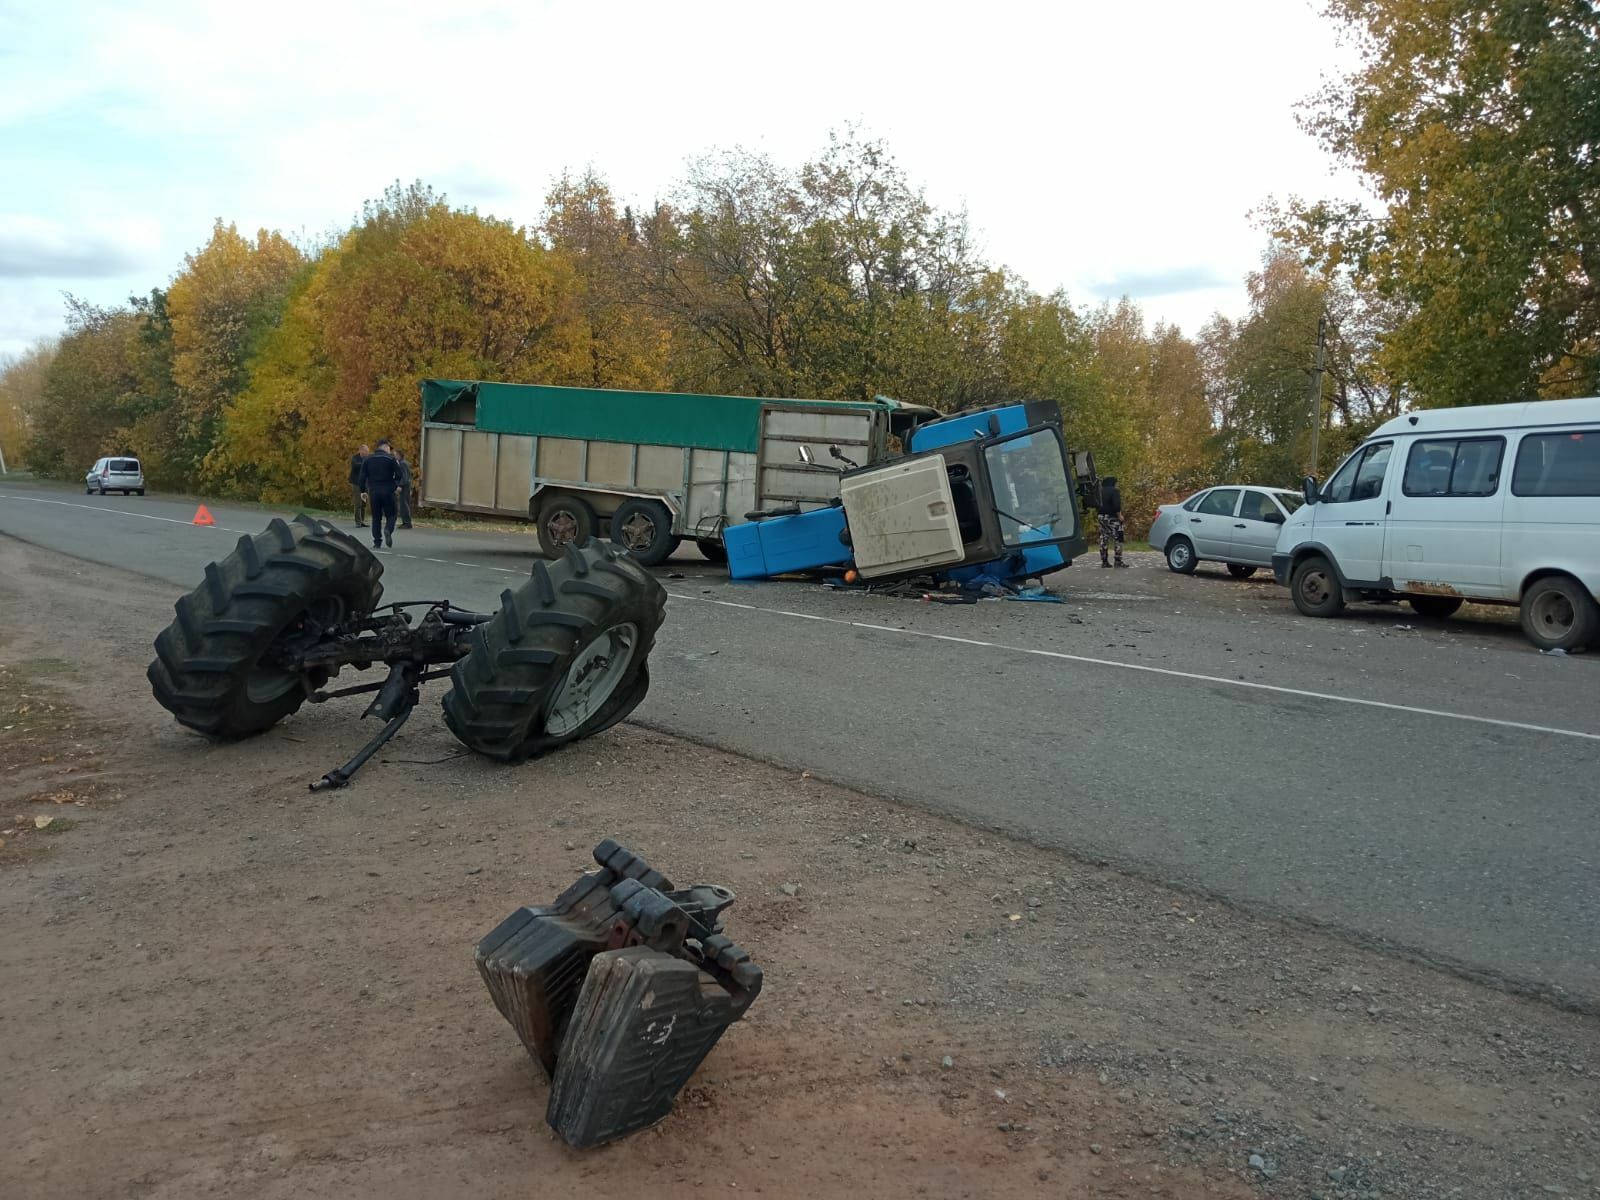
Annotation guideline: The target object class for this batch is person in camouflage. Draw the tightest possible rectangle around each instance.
[1098,475,1126,567]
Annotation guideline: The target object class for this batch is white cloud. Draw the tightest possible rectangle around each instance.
[0,0,1366,345]
[0,214,162,278]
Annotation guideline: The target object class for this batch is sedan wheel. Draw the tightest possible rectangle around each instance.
[1165,537,1197,575]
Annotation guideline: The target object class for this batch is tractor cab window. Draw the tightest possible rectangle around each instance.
[982,428,1075,548]
[945,464,986,544]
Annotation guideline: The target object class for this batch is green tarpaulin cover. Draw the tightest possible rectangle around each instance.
[420,379,915,454]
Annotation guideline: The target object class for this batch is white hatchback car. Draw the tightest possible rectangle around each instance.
[1148,486,1305,577]
[86,456,145,495]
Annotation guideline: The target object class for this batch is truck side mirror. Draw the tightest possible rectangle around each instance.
[1302,474,1319,505]
[797,446,814,465]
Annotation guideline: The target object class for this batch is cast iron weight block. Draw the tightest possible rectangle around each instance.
[475,839,763,1147]
[475,839,671,1077]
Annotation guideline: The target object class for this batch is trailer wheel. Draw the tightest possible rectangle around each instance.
[696,538,728,564]
[610,498,676,566]
[442,541,666,762]
[147,516,384,739]
[537,494,596,558]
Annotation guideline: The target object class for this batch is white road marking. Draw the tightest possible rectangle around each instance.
[8,488,1592,742]
[664,591,1600,744]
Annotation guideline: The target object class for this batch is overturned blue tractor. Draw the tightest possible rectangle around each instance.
[724,399,1100,587]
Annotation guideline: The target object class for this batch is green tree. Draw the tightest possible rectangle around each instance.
[1281,0,1600,405]
[27,298,145,476]
[1202,247,1400,484]
[1084,300,1216,533]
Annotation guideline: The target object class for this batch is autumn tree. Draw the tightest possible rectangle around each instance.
[543,171,670,389]
[26,298,146,476]
[1202,247,1400,484]
[1281,0,1600,405]
[216,184,589,502]
[164,221,303,485]
[638,135,997,407]
[1085,300,1217,532]
[0,340,55,470]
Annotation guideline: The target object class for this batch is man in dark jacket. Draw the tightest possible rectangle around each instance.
[1098,475,1126,568]
[360,439,403,549]
[395,451,414,529]
[348,444,369,525]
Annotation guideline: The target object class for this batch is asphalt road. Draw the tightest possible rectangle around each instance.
[3,479,1596,1001]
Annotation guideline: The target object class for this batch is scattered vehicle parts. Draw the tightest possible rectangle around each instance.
[146,516,664,788]
[476,839,761,1149]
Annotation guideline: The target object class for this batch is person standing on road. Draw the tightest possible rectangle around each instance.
[360,439,402,550]
[1098,475,1126,568]
[395,450,414,529]
[349,444,370,526]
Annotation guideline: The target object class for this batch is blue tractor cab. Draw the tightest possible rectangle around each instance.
[725,400,1094,585]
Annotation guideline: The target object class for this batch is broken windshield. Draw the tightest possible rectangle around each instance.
[982,429,1076,547]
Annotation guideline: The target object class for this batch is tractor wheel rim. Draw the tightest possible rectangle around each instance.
[247,596,346,704]
[546,511,579,545]
[619,512,656,551]
[1531,590,1575,636]
[546,622,640,738]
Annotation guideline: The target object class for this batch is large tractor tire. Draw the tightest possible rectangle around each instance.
[148,515,384,738]
[442,540,666,762]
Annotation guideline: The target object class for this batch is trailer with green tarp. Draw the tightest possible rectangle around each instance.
[418,378,939,564]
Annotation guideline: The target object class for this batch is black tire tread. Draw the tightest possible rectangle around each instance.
[441,539,665,762]
[147,516,383,738]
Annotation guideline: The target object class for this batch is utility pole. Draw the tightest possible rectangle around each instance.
[1307,313,1328,477]
[0,432,8,474]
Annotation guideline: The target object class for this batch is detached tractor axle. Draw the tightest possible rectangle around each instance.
[147,515,666,789]
[299,600,488,790]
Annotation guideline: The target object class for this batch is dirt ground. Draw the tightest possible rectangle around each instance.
[2,536,1596,1200]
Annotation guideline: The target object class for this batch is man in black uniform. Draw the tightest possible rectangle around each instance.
[360,439,403,549]
[395,450,414,529]
[1098,475,1126,567]
[348,443,369,525]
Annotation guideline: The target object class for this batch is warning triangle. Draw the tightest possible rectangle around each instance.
[191,505,215,526]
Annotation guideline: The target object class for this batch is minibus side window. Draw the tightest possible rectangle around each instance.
[1324,442,1392,503]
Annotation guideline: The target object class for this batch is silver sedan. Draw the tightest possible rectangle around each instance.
[1148,486,1304,577]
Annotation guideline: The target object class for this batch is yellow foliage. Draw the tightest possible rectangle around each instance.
[167,221,302,481]
[216,205,589,504]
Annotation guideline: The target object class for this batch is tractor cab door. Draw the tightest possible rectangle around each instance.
[838,455,967,579]
[981,425,1082,553]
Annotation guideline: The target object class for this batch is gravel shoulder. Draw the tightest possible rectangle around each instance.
[1,534,1596,1200]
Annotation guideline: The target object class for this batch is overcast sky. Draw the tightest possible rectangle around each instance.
[0,0,1366,359]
